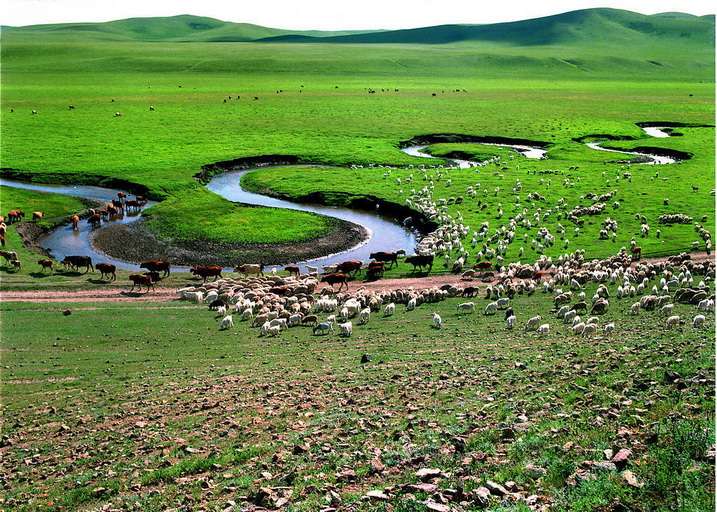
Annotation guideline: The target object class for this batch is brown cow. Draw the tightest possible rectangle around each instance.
[336,260,362,276]
[284,265,301,276]
[129,274,154,293]
[320,273,349,292]
[72,215,80,230]
[38,259,54,272]
[96,263,117,281]
[190,266,223,282]
[87,213,102,227]
[32,211,44,221]
[405,255,434,272]
[474,261,493,271]
[140,260,171,277]
[369,251,398,268]
[631,246,642,260]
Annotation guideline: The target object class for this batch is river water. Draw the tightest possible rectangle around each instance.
[1,129,678,271]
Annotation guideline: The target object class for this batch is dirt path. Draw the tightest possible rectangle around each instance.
[2,252,712,304]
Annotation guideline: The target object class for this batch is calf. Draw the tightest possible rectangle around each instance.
[38,259,54,273]
[320,273,348,292]
[95,263,117,280]
[129,274,154,293]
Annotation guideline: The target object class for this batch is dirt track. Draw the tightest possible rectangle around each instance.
[2,252,713,304]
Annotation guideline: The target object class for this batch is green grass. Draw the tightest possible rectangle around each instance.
[1,25,713,268]
[1,282,713,511]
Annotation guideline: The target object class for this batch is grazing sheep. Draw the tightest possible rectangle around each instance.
[433,313,442,329]
[267,325,282,337]
[484,302,499,315]
[524,315,542,331]
[313,321,334,335]
[219,315,234,330]
[582,323,597,336]
[383,303,396,316]
[693,314,706,328]
[603,322,615,334]
[406,297,417,311]
[339,321,353,337]
[457,302,476,314]
[505,315,516,330]
[665,315,682,329]
[537,323,550,335]
[358,307,371,325]
[572,322,586,335]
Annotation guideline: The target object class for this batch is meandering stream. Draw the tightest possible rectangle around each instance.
[1,127,679,271]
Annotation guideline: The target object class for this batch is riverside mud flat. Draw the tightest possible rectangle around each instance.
[89,217,368,268]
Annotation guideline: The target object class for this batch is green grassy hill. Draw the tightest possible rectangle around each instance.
[0,14,378,43]
[2,8,713,49]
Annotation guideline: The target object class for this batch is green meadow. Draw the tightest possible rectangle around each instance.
[0,10,715,510]
[1,9,715,268]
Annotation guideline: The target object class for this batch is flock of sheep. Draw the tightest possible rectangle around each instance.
[174,244,714,343]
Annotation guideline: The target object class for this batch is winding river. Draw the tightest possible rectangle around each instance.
[1,128,678,272]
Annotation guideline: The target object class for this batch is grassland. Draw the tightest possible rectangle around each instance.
[1,280,714,511]
[0,10,715,511]
[1,9,714,266]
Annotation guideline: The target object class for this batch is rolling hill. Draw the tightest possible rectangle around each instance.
[1,8,713,49]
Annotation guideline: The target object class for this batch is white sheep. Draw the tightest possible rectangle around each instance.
[339,321,353,337]
[383,302,396,316]
[267,325,282,337]
[537,323,550,335]
[572,322,586,335]
[582,323,597,336]
[457,302,476,314]
[313,321,334,335]
[505,315,516,330]
[524,315,542,331]
[219,315,234,330]
[406,297,417,311]
[358,307,371,325]
[693,314,706,328]
[665,315,681,329]
[603,322,615,334]
[432,312,443,329]
[484,302,499,315]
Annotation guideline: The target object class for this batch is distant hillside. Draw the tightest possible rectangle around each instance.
[260,8,715,48]
[0,8,713,49]
[0,14,377,43]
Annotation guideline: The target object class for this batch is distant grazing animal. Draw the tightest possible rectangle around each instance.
[87,213,102,227]
[32,211,44,221]
[313,321,334,335]
[0,235,5,247]
[62,255,93,273]
[524,315,542,331]
[457,302,476,314]
[140,260,171,277]
[630,246,642,259]
[369,251,399,268]
[405,254,434,272]
[537,323,550,335]
[505,315,516,330]
[665,315,682,329]
[6,210,24,223]
[219,315,234,330]
[320,273,348,292]
[190,266,223,282]
[336,260,363,276]
[233,263,264,277]
[1,250,18,263]
[10,260,21,271]
[432,313,442,329]
[95,263,117,280]
[68,104,75,110]
[301,314,319,326]
[365,265,385,280]
[284,265,301,276]
[72,215,80,230]
[339,321,353,336]
[37,259,54,273]
[474,261,492,271]
[128,274,154,293]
